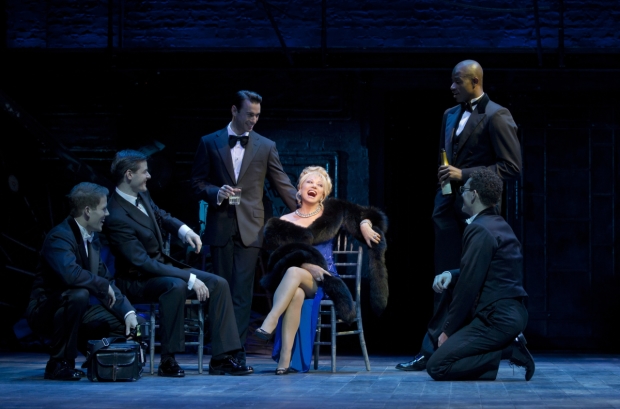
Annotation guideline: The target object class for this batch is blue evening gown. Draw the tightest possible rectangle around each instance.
[271,239,338,372]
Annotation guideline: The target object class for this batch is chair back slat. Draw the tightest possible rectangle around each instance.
[313,231,370,372]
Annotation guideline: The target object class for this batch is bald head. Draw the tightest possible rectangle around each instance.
[451,60,484,103]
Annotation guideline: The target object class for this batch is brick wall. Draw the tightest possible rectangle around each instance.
[5,0,619,49]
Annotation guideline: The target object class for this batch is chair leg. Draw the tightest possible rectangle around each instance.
[357,317,371,371]
[150,303,156,375]
[330,306,336,373]
[198,304,204,374]
[314,309,322,370]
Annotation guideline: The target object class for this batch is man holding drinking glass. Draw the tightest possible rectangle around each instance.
[191,90,297,365]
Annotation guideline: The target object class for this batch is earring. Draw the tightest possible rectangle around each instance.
[295,191,302,204]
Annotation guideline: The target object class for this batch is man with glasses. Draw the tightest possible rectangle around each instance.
[398,169,534,381]
[432,60,521,309]
[397,59,522,374]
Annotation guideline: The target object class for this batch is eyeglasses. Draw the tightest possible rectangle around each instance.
[459,186,474,194]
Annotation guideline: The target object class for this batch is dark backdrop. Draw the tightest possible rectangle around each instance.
[1,1,619,355]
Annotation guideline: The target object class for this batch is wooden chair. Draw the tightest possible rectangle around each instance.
[313,234,371,372]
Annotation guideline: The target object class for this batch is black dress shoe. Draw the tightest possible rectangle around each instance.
[209,356,253,376]
[235,349,247,366]
[509,333,535,381]
[44,360,82,381]
[395,353,429,371]
[158,357,185,377]
[254,328,273,341]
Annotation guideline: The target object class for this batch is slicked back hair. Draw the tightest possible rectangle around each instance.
[233,90,262,111]
[110,150,148,185]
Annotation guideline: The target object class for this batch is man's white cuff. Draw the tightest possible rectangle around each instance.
[188,273,196,290]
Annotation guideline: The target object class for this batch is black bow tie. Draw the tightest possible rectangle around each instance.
[229,135,249,148]
[462,100,479,113]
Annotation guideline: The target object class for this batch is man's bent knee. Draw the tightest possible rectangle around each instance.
[426,356,448,381]
[63,288,90,307]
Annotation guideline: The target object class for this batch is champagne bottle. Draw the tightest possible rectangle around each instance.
[440,149,452,195]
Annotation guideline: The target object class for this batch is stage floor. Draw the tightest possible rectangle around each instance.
[1,352,620,408]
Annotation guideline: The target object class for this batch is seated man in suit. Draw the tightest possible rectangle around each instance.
[27,182,140,381]
[104,150,252,377]
[397,168,535,381]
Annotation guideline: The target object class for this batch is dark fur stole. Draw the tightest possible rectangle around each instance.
[261,198,389,318]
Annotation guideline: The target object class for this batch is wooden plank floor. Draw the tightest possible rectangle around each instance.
[1,352,620,408]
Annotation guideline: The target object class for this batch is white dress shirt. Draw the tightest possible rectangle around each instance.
[74,219,92,256]
[228,122,248,183]
[465,212,479,225]
[455,93,485,136]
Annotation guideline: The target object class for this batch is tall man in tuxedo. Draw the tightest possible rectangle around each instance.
[105,150,252,377]
[433,60,522,290]
[27,182,139,381]
[397,60,522,372]
[401,169,535,381]
[191,90,297,364]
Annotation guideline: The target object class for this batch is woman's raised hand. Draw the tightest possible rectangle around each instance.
[360,221,381,247]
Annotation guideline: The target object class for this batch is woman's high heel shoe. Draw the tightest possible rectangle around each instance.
[254,328,274,341]
[275,367,298,375]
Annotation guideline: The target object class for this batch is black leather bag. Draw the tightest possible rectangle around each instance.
[83,337,144,382]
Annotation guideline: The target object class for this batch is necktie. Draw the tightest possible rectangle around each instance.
[135,196,141,207]
[229,135,249,149]
[84,236,92,257]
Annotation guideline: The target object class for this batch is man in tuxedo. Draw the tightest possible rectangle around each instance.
[191,90,297,364]
[396,60,522,373]
[433,60,522,294]
[105,150,252,377]
[27,182,139,381]
[399,169,534,381]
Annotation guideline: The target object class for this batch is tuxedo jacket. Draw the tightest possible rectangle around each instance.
[29,217,133,320]
[191,127,297,248]
[439,94,521,183]
[105,190,193,283]
[437,207,528,337]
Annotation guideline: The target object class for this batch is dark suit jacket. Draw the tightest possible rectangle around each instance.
[105,190,193,282]
[29,217,133,320]
[439,207,528,337]
[439,94,521,182]
[191,127,297,248]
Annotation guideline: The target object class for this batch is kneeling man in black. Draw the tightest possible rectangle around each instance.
[104,150,252,377]
[27,182,140,380]
[398,168,535,381]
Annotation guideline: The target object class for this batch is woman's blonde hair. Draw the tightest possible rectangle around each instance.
[297,166,333,201]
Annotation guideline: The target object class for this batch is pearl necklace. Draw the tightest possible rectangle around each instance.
[295,203,323,218]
